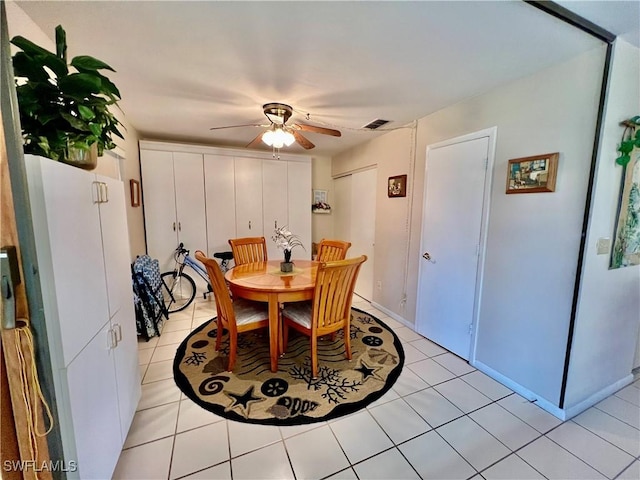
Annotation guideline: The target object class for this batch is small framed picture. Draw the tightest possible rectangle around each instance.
[130,179,141,207]
[312,189,331,213]
[506,153,559,194]
[388,175,407,197]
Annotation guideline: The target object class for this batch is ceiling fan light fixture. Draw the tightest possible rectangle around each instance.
[262,127,295,148]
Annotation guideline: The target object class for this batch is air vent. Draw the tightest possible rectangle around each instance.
[362,119,391,130]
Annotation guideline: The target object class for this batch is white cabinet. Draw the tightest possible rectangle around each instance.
[263,159,289,259]
[25,155,140,480]
[234,156,264,237]
[140,150,207,271]
[140,141,312,262]
[204,154,236,256]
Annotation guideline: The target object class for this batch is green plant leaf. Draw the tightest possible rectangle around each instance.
[60,112,90,131]
[12,52,50,82]
[71,55,115,72]
[88,123,102,136]
[630,115,640,124]
[619,140,635,154]
[55,25,67,63]
[93,72,121,99]
[10,35,55,60]
[616,154,631,167]
[78,105,96,121]
[59,73,102,97]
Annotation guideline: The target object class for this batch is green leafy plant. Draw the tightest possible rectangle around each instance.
[11,25,123,162]
[615,116,640,167]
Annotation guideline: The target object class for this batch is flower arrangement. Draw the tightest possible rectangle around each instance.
[271,226,304,263]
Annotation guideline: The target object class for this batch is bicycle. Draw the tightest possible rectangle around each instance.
[161,243,233,313]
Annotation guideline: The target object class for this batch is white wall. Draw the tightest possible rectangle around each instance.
[564,39,640,409]
[333,46,607,409]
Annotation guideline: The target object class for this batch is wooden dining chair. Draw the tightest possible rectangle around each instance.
[195,250,269,371]
[281,255,367,377]
[228,236,268,266]
[316,239,352,262]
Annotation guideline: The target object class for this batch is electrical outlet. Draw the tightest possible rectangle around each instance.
[376,281,382,291]
[596,237,611,255]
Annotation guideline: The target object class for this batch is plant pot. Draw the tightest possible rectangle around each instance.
[280,261,294,273]
[63,143,98,170]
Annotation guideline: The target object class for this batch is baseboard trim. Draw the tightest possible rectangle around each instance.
[471,360,566,420]
[563,374,634,419]
[369,301,413,329]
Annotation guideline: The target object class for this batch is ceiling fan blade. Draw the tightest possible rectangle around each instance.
[292,123,341,137]
[292,130,315,150]
[246,132,265,149]
[210,123,268,131]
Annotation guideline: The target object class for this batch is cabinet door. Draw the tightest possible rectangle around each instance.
[288,160,312,256]
[204,154,236,256]
[31,158,110,366]
[263,159,288,259]
[96,175,131,317]
[234,157,264,238]
[111,304,141,442]
[173,152,208,256]
[140,150,178,271]
[66,322,122,479]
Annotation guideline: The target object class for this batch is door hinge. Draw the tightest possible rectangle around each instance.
[468,324,473,335]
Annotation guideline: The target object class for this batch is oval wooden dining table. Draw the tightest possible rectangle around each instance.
[224,259,318,372]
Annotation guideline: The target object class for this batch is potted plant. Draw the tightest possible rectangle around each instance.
[11,25,123,169]
[272,225,305,272]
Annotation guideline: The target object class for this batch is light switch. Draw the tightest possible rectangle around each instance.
[596,237,611,255]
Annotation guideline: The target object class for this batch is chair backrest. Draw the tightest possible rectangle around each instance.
[194,251,237,335]
[228,237,268,265]
[311,255,367,333]
[316,239,352,262]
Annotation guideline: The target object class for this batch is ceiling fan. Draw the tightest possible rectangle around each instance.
[210,103,341,150]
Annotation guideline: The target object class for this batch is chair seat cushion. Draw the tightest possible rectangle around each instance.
[283,301,312,329]
[233,298,268,326]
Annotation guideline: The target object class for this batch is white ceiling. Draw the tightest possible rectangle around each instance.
[14,1,639,157]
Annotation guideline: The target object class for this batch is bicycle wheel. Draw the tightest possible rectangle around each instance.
[161,271,196,313]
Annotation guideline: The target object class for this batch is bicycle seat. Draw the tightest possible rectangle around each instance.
[214,251,234,261]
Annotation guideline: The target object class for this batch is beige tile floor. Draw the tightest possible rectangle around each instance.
[115,294,640,479]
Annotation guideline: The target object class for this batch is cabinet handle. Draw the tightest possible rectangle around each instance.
[178,222,181,232]
[114,323,122,343]
[108,328,117,349]
[92,182,101,204]
[173,222,176,231]
[101,182,109,203]
[249,221,251,230]
[275,220,277,229]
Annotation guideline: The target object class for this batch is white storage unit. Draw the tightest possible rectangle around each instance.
[25,155,140,480]
[139,149,207,271]
[140,141,312,262]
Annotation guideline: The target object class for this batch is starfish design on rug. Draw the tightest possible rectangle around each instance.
[224,385,264,416]
[354,360,384,382]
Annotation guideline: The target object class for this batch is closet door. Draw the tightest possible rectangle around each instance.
[287,160,312,257]
[204,154,236,256]
[140,150,178,270]
[173,152,207,255]
[235,157,263,238]
[263,159,288,259]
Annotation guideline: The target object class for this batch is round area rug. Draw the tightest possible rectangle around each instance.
[173,307,404,425]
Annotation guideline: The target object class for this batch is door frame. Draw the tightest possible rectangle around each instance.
[417,127,497,361]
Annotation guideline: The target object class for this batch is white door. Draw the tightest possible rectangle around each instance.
[173,152,207,254]
[334,170,376,300]
[287,160,312,256]
[235,157,264,238]
[351,169,376,299]
[204,154,236,256]
[263,159,288,259]
[140,150,178,270]
[416,135,490,360]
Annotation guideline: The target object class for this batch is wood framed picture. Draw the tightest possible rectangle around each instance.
[130,179,141,207]
[388,174,407,197]
[506,152,559,194]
